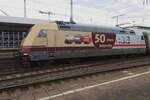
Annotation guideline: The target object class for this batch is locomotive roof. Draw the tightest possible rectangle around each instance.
[57,21,123,33]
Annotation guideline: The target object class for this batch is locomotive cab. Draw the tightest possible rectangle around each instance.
[19,22,58,63]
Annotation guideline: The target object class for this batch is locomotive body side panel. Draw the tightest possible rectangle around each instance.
[53,30,117,59]
[54,30,93,58]
[53,30,146,59]
[113,34,146,55]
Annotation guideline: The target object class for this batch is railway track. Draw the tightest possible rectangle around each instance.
[0,49,17,59]
[0,58,19,68]
[0,55,150,90]
[0,55,130,76]
[0,49,19,68]
[0,56,116,76]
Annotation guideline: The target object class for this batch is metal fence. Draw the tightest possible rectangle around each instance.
[0,31,27,48]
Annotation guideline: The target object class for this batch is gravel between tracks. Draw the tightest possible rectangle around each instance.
[0,55,150,90]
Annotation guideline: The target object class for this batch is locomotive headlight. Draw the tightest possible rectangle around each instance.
[23,53,29,56]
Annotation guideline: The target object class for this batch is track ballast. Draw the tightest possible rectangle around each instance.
[0,55,150,90]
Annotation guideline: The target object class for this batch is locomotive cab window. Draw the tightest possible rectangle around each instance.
[38,29,48,37]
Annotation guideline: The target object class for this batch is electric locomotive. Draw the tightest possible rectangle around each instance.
[19,21,150,66]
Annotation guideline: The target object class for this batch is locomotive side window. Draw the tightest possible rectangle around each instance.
[120,30,125,34]
[38,29,48,37]
[130,30,135,34]
[120,30,135,35]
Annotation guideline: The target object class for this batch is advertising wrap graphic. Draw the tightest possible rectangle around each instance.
[92,32,116,49]
[65,32,116,49]
[65,34,92,44]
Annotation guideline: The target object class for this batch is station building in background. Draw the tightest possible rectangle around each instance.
[0,16,46,49]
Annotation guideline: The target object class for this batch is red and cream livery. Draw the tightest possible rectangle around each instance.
[19,21,149,64]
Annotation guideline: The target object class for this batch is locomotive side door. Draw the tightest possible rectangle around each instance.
[47,30,56,58]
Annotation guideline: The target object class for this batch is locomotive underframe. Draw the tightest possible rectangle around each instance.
[29,48,146,61]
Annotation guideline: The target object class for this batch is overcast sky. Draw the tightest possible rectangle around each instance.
[0,0,150,26]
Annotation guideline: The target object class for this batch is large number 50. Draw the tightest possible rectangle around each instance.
[95,34,106,43]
